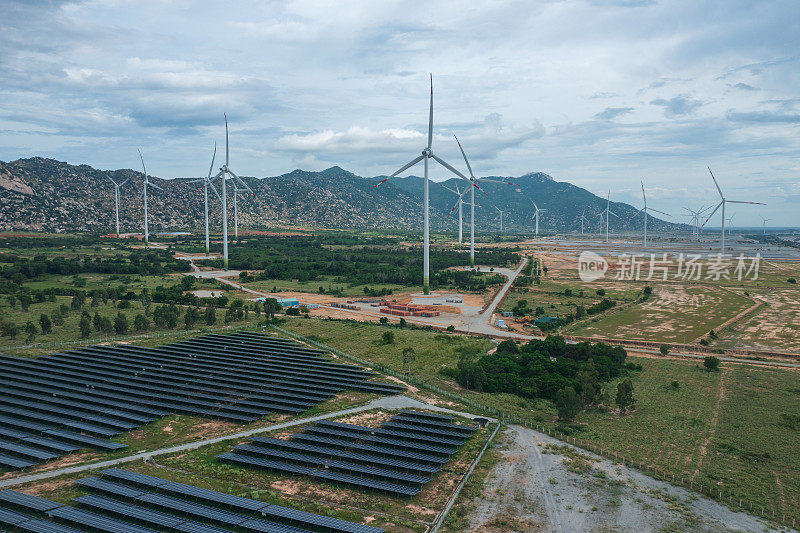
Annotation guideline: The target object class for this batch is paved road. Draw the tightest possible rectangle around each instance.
[0,395,487,489]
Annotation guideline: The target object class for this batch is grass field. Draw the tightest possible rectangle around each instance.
[280,317,800,525]
[566,285,754,343]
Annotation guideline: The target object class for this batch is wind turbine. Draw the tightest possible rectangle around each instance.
[232,181,245,240]
[531,200,546,236]
[189,144,219,256]
[211,114,254,269]
[107,174,129,237]
[701,167,764,253]
[682,205,710,241]
[760,215,771,235]
[137,150,162,246]
[579,208,590,235]
[639,181,670,248]
[597,191,620,243]
[495,207,506,232]
[439,182,465,244]
[453,135,515,266]
[372,75,471,294]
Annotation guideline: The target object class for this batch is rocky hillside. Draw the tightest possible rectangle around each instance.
[0,157,687,233]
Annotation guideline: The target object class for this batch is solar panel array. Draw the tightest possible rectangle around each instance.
[218,410,477,496]
[0,468,384,533]
[0,331,404,471]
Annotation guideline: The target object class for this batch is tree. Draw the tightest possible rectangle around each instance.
[24,321,37,342]
[205,306,217,325]
[114,312,128,335]
[1,321,19,339]
[596,288,606,296]
[555,387,582,422]
[19,294,31,311]
[577,367,600,406]
[38,314,52,335]
[379,317,388,325]
[399,318,407,328]
[402,347,416,377]
[184,307,199,329]
[7,295,17,308]
[381,331,395,345]
[133,313,149,332]
[52,311,64,326]
[703,356,720,372]
[79,316,91,338]
[659,344,670,356]
[71,292,85,310]
[616,378,636,413]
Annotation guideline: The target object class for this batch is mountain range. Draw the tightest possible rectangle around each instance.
[0,157,687,234]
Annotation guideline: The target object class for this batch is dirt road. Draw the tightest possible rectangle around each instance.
[462,425,780,532]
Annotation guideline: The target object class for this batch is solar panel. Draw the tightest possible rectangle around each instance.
[238,517,313,533]
[47,505,160,533]
[158,481,269,512]
[0,453,35,469]
[217,453,314,475]
[44,429,127,451]
[0,505,33,525]
[0,440,60,461]
[100,468,172,488]
[261,504,386,533]
[0,490,63,512]
[75,477,147,499]
[74,494,187,528]
[22,436,81,454]
[309,470,420,496]
[134,492,249,525]
[14,517,85,533]
[172,521,233,533]
[0,426,33,439]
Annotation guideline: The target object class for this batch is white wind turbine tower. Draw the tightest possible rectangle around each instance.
[439,182,465,244]
[682,205,710,241]
[531,200,546,236]
[189,143,218,256]
[639,181,670,248]
[495,207,506,232]
[372,75,471,294]
[453,135,515,266]
[211,114,254,270]
[702,167,764,253]
[579,208,590,235]
[107,174,129,237]
[597,191,620,243]
[137,149,162,246]
[760,215,771,235]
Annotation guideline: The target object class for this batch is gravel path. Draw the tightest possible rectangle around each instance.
[463,425,784,533]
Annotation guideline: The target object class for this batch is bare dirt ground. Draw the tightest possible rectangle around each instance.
[462,425,780,533]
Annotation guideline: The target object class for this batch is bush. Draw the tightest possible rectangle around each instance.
[669,380,680,390]
[596,288,606,296]
[788,278,797,284]
[555,387,582,422]
[79,316,91,338]
[616,378,635,413]
[643,286,652,296]
[39,314,52,335]
[703,356,720,372]
[114,312,128,335]
[381,331,395,345]
[24,321,37,342]
[133,313,149,332]
[659,344,670,356]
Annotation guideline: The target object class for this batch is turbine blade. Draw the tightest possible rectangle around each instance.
[453,134,475,178]
[208,181,221,201]
[649,208,671,216]
[207,142,217,180]
[427,73,433,150]
[120,179,129,187]
[148,181,163,191]
[641,181,646,206]
[372,155,425,188]
[708,166,724,198]
[701,201,723,227]
[430,153,468,181]
[609,210,621,219]
[726,200,765,205]
[138,149,147,177]
[438,183,458,195]
[228,170,254,194]
[224,113,230,166]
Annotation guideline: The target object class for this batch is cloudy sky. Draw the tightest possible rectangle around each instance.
[1,0,798,226]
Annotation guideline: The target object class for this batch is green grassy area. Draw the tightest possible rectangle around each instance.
[242,277,419,297]
[279,317,800,525]
[566,285,754,343]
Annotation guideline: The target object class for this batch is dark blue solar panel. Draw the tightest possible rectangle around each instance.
[0,490,63,512]
[47,505,159,533]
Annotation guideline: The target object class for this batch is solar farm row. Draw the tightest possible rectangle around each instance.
[0,331,405,471]
[0,468,383,533]
[218,410,477,496]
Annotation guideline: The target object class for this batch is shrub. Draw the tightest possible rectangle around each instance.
[669,380,680,390]
[114,312,128,335]
[596,288,606,296]
[381,331,395,345]
[659,344,670,356]
[703,356,720,372]
[79,316,91,338]
[446,325,455,332]
[616,378,635,413]
[555,387,582,422]
[133,313,149,332]
[788,278,797,284]
[39,314,52,335]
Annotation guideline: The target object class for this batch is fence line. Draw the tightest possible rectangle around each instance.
[270,324,794,530]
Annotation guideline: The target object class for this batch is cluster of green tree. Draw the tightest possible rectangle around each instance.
[208,235,519,288]
[0,249,189,286]
[448,336,628,401]
[537,298,618,331]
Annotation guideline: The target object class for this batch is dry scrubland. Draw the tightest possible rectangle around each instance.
[282,317,800,525]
